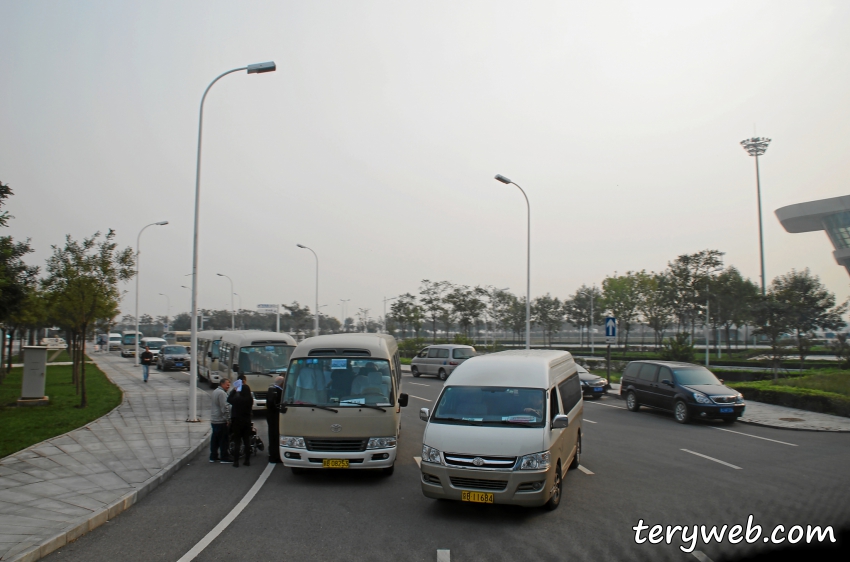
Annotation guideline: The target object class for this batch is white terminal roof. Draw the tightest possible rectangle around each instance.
[775,195,850,233]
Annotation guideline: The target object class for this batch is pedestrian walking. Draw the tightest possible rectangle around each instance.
[140,346,154,383]
[266,376,284,463]
[210,379,232,463]
[227,375,254,467]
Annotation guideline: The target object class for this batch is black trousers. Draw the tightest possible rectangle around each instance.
[268,424,281,462]
[230,419,252,462]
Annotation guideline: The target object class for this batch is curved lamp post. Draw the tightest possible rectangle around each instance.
[297,244,319,336]
[494,174,531,349]
[135,221,168,365]
[216,273,235,330]
[189,61,276,422]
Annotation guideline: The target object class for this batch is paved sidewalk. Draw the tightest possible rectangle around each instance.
[608,383,850,432]
[0,353,211,562]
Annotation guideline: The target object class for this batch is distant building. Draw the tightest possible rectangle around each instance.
[775,195,850,276]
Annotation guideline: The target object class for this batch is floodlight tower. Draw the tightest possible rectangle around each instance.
[740,137,772,295]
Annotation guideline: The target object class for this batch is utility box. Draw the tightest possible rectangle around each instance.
[18,346,49,407]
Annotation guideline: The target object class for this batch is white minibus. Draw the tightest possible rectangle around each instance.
[120,330,143,358]
[198,330,228,387]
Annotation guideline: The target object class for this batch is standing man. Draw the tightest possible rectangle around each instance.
[227,375,254,468]
[266,376,285,463]
[140,346,154,383]
[210,379,232,463]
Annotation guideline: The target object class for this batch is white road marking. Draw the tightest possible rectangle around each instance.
[437,549,450,562]
[578,465,594,475]
[710,427,797,446]
[681,449,742,470]
[177,463,276,561]
[409,382,430,387]
[693,550,714,562]
[409,395,432,402]
[584,419,597,424]
[414,456,422,467]
[585,401,625,410]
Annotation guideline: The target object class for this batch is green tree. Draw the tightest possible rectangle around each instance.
[829,334,850,369]
[532,293,563,347]
[636,271,675,349]
[770,269,847,369]
[709,267,759,351]
[43,230,135,406]
[601,272,642,348]
[445,285,488,338]
[751,293,794,380]
[667,250,725,337]
[660,332,695,362]
[420,280,451,343]
[563,285,603,348]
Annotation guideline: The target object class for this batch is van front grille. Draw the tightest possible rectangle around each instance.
[253,392,267,400]
[444,453,517,470]
[305,438,367,452]
[450,477,507,491]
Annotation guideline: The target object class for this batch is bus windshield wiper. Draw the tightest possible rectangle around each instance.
[281,402,338,413]
[338,401,386,412]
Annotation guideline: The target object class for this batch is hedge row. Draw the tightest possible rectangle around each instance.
[729,383,850,419]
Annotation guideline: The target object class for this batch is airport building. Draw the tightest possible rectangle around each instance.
[775,195,850,276]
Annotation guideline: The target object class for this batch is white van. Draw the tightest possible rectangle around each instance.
[198,330,228,387]
[217,331,297,409]
[108,333,122,351]
[419,350,583,510]
[139,337,167,360]
[120,331,143,358]
[279,333,409,475]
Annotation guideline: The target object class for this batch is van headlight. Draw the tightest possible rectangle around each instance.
[367,437,397,449]
[518,451,551,470]
[692,392,712,404]
[279,436,305,448]
[422,444,443,464]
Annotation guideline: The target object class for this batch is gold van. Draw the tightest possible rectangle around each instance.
[279,333,409,476]
[197,330,229,388]
[217,331,297,409]
[419,350,583,510]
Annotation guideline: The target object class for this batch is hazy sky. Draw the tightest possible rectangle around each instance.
[2,1,849,324]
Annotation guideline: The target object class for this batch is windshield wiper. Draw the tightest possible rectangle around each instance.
[338,401,386,412]
[281,402,338,413]
[432,417,482,426]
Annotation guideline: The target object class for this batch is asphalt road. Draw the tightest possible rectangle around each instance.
[45,359,850,562]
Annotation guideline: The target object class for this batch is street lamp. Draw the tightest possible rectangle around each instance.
[135,221,169,365]
[216,273,235,330]
[494,174,531,349]
[383,295,399,334]
[578,286,596,355]
[158,293,171,331]
[188,60,275,422]
[740,137,772,295]
[297,244,319,336]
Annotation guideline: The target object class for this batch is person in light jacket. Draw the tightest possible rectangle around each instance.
[210,379,232,463]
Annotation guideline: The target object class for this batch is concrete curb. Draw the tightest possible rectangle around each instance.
[8,433,211,562]
[736,419,850,433]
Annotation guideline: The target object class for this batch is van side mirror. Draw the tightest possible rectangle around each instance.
[232,364,239,373]
[661,379,673,387]
[398,393,409,407]
[419,407,430,421]
[551,414,569,429]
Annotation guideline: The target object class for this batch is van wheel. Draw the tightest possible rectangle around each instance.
[544,464,563,511]
[438,369,448,381]
[626,391,640,412]
[411,366,420,378]
[569,434,581,470]
[674,400,691,424]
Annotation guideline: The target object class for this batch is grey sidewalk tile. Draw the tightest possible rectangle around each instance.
[31,446,64,457]
[2,538,38,561]
[3,472,44,485]
[49,493,105,511]
[114,470,151,484]
[17,468,67,481]
[23,498,92,517]
[49,476,103,494]
[83,473,128,491]
[20,457,63,471]
[56,444,84,454]
[12,481,70,498]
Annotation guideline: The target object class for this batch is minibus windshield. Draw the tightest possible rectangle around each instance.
[284,357,395,407]
[143,341,165,350]
[238,345,293,375]
[122,334,138,345]
[431,386,546,428]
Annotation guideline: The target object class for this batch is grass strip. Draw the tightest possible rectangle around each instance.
[0,363,123,458]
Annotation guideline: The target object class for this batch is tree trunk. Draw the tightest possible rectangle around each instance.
[79,325,88,408]
[0,328,5,383]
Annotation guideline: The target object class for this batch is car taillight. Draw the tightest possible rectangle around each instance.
[449,361,458,366]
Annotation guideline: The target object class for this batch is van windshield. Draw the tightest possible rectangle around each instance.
[122,334,139,345]
[432,386,546,428]
[143,341,165,350]
[238,345,294,375]
[284,358,394,407]
[673,368,722,386]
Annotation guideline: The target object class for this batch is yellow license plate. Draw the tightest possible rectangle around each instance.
[322,459,349,468]
[461,491,494,503]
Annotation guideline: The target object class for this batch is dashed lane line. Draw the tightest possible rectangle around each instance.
[584,400,625,410]
[177,463,276,561]
[578,465,594,475]
[437,549,450,562]
[414,456,421,467]
[584,419,597,424]
[710,426,797,446]
[693,551,714,562]
[681,449,742,470]
[409,395,432,402]
[409,382,430,387]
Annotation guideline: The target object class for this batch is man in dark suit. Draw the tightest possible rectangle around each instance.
[227,375,254,467]
[266,376,285,463]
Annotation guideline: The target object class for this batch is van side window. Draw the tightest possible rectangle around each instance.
[658,366,673,383]
[558,374,582,413]
[427,348,440,358]
[637,364,659,382]
[211,340,220,359]
[417,348,429,358]
[436,349,449,359]
[622,362,641,380]
[549,388,560,422]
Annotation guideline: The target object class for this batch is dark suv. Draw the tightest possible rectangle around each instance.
[620,361,745,424]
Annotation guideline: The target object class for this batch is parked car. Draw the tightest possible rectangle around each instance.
[157,345,191,371]
[576,365,609,399]
[619,361,745,424]
[410,344,476,380]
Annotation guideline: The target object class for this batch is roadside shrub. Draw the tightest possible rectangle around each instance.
[660,333,695,362]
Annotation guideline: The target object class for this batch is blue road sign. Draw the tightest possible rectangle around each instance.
[605,317,617,338]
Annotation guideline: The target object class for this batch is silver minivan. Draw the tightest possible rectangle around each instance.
[410,344,475,380]
[419,350,583,510]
